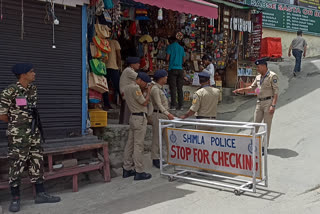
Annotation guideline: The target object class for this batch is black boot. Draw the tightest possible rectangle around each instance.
[35,192,61,204]
[9,186,20,212]
[123,168,136,178]
[34,183,61,204]
[134,172,152,181]
[153,159,160,168]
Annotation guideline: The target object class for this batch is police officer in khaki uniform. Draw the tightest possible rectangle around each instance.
[233,58,279,149]
[119,57,140,124]
[122,72,153,180]
[150,70,175,168]
[180,72,220,131]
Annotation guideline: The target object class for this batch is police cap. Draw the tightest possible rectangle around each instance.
[255,58,268,66]
[198,71,210,78]
[153,69,168,80]
[137,72,152,83]
[126,57,140,65]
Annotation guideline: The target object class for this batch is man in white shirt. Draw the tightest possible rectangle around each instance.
[199,55,215,87]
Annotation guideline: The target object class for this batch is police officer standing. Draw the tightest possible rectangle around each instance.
[122,72,153,180]
[119,57,140,124]
[0,63,60,212]
[233,58,279,150]
[150,70,175,168]
[180,72,220,131]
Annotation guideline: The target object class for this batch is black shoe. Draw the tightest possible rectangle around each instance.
[123,168,136,178]
[153,159,160,168]
[293,72,296,77]
[134,172,152,180]
[35,192,61,204]
[9,197,20,212]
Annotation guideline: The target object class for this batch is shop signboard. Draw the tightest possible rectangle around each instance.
[245,0,320,36]
[166,128,262,179]
[298,0,320,10]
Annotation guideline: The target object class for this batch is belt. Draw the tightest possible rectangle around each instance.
[196,116,216,119]
[153,110,162,113]
[132,112,147,117]
[258,96,272,101]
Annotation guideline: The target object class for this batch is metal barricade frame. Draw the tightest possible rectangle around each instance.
[159,118,268,195]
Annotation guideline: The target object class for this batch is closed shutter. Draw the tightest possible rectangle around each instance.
[0,0,83,145]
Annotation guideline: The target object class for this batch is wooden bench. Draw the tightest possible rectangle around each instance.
[0,138,111,193]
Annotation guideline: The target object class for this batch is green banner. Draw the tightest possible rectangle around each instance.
[245,0,320,36]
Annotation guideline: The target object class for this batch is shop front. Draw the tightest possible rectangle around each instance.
[0,0,88,146]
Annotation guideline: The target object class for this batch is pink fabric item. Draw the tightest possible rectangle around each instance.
[132,0,218,19]
[16,98,27,106]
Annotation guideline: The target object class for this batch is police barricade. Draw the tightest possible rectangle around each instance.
[159,118,268,195]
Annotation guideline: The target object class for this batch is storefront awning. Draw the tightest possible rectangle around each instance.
[132,0,218,19]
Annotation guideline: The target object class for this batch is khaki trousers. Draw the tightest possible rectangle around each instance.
[123,115,147,173]
[151,113,168,160]
[254,100,274,147]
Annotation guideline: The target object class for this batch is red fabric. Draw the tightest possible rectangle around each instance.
[260,37,282,58]
[132,0,218,19]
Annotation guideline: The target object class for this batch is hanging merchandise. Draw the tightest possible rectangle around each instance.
[90,59,107,76]
[95,0,105,15]
[139,34,153,43]
[89,89,103,104]
[135,7,149,20]
[95,23,111,39]
[157,8,163,21]
[93,36,111,53]
[89,72,109,93]
[103,0,114,9]
[90,42,108,59]
[128,21,136,36]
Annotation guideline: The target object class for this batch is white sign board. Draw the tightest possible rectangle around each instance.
[166,128,262,179]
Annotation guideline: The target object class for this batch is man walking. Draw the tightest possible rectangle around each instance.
[166,32,186,110]
[233,58,279,152]
[288,30,307,76]
[0,63,61,212]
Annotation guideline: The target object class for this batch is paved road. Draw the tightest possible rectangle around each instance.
[1,57,320,214]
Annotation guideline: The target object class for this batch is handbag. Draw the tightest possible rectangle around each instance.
[89,89,103,104]
[90,43,108,59]
[93,36,112,53]
[89,72,109,93]
[90,59,107,76]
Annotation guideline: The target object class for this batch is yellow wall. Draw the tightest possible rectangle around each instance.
[262,28,320,58]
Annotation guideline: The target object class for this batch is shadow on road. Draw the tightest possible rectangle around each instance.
[268,148,299,158]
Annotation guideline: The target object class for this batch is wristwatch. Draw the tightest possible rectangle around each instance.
[271,105,276,108]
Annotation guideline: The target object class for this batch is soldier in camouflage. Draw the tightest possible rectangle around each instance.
[0,63,61,213]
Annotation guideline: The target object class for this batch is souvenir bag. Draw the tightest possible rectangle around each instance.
[89,89,103,104]
[103,0,114,9]
[89,72,109,93]
[90,59,107,76]
[90,43,108,60]
[93,36,112,53]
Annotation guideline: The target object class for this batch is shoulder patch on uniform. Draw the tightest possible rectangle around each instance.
[192,99,197,105]
[273,79,277,83]
[136,90,142,96]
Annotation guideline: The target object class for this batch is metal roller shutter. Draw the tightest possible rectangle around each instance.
[0,0,83,145]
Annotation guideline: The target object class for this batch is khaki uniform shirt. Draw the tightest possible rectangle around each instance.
[150,83,170,116]
[120,66,138,97]
[124,83,147,113]
[190,86,220,117]
[250,70,279,99]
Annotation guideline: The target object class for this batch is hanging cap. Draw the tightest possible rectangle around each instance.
[154,70,168,80]
[137,72,151,83]
[255,58,268,65]
[127,57,140,64]
[12,63,34,75]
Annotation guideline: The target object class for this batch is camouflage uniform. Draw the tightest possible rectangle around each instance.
[0,82,44,187]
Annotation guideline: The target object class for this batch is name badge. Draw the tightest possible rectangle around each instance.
[16,96,27,106]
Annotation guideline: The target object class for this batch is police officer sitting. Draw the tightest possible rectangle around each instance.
[180,72,220,131]
[0,63,61,213]
[122,72,153,180]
